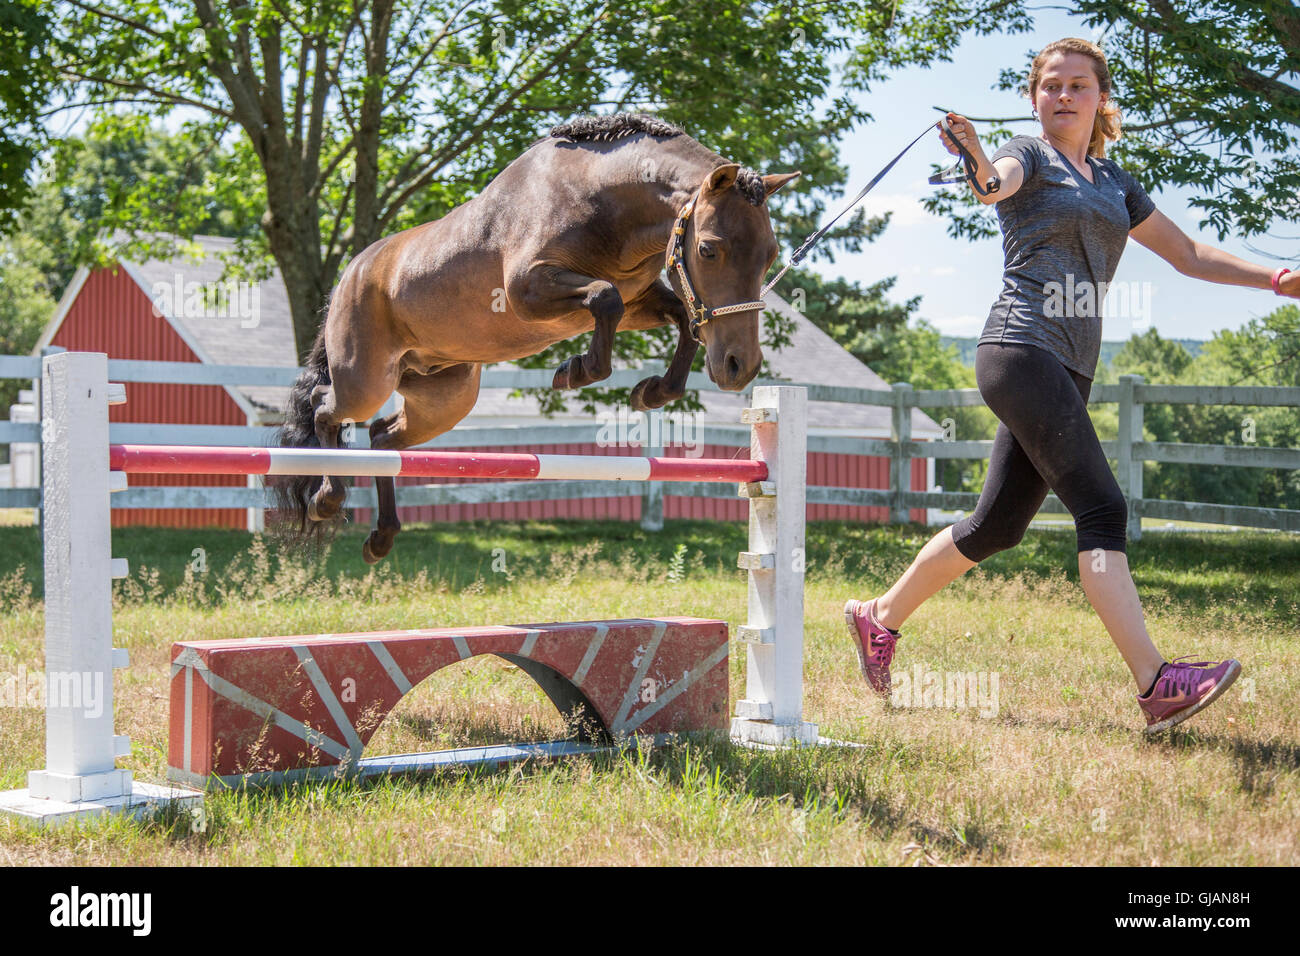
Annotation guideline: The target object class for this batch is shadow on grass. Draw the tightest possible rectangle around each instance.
[1142,727,1300,799]
[145,727,1007,861]
[627,733,1010,861]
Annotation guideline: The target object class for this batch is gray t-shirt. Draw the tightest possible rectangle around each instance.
[978,134,1156,378]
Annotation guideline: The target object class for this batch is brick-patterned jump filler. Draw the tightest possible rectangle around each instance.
[0,351,813,825]
[169,618,729,788]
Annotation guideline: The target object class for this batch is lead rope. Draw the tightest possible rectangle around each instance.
[760,110,1000,298]
[678,113,995,340]
[928,106,1002,197]
[759,118,946,298]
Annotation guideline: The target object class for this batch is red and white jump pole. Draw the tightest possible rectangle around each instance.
[0,351,814,825]
[108,444,770,483]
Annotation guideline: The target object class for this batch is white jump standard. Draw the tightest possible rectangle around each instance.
[0,351,816,825]
[0,352,202,824]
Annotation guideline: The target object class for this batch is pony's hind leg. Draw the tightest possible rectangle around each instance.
[362,362,483,564]
[308,372,394,523]
[298,240,406,527]
[307,382,349,522]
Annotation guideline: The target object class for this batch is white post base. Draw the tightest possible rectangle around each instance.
[27,767,134,803]
[730,717,820,748]
[0,782,203,828]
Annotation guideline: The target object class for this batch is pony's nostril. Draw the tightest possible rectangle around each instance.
[725,353,741,380]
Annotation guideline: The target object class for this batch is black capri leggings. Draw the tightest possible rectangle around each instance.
[951,341,1128,561]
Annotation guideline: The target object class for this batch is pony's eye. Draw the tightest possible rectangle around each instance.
[698,241,716,259]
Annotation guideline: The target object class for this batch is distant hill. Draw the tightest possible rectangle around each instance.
[939,335,1206,369]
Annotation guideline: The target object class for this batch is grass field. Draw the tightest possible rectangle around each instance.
[1,518,1297,865]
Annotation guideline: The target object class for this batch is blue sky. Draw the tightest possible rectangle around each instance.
[814,6,1291,344]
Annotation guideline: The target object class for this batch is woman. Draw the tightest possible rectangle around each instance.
[844,37,1298,733]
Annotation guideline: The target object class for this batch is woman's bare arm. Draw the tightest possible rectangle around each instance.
[1129,209,1294,293]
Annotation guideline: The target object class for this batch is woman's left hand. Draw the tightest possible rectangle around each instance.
[1279,269,1300,298]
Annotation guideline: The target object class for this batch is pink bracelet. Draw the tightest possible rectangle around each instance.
[1274,267,1292,296]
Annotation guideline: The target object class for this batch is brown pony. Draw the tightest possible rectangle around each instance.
[274,113,799,563]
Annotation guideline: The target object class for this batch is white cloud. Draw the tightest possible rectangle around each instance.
[927,314,986,336]
[856,191,934,227]
[930,265,957,276]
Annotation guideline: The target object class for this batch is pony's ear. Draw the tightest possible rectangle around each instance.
[702,163,741,196]
[762,171,801,197]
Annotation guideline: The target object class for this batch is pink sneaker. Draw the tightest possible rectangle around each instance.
[1138,656,1242,733]
[844,598,901,695]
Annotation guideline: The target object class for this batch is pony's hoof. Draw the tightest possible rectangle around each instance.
[307,494,342,523]
[362,532,394,565]
[552,359,573,390]
[630,377,666,411]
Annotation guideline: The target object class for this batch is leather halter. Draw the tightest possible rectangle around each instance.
[665,189,767,344]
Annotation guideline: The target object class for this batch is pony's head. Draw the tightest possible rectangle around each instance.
[669,164,800,390]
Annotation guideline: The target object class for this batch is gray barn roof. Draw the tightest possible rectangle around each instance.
[127,235,299,415]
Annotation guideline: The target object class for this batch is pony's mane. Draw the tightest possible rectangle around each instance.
[549,112,685,142]
[548,112,768,207]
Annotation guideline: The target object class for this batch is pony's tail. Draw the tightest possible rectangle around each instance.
[268,328,340,548]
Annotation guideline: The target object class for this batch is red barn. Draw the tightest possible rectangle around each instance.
[35,236,297,529]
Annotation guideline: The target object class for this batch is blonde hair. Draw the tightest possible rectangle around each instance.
[1027,38,1122,158]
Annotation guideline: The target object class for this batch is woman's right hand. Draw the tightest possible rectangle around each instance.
[938,112,986,161]
[937,111,1013,204]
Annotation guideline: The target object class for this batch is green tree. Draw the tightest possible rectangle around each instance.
[0,230,57,413]
[1073,0,1300,245]
[1108,326,1194,462]
[0,0,53,229]
[25,118,258,298]
[27,0,890,360]
[915,0,1300,274]
[1177,306,1300,510]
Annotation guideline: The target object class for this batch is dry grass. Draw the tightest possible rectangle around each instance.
[0,520,1296,865]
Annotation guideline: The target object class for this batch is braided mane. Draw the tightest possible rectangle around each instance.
[548,112,768,206]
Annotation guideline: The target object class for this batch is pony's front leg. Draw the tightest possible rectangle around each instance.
[509,265,624,389]
[629,280,698,411]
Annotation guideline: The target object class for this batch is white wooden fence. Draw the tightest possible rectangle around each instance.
[2,351,1297,538]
